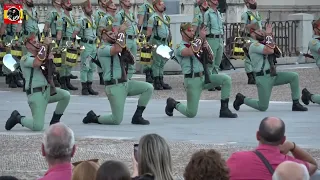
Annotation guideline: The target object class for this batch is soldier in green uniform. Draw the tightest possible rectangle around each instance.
[82,25,153,125]
[165,23,237,118]
[146,0,172,90]
[5,34,71,131]
[192,0,209,37]
[241,0,262,84]
[137,0,155,83]
[114,0,138,80]
[55,0,78,91]
[72,0,99,96]
[233,25,308,112]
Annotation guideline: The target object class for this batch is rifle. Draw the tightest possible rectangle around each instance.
[41,42,57,96]
[90,53,101,68]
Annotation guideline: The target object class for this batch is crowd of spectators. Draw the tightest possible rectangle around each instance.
[0,116,318,180]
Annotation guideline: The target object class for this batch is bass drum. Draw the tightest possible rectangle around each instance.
[65,48,78,67]
[139,45,152,65]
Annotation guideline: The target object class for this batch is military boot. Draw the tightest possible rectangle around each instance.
[145,69,153,83]
[219,98,238,118]
[5,110,24,130]
[160,76,172,90]
[53,74,61,87]
[301,88,313,105]
[81,82,90,95]
[49,112,63,125]
[60,76,68,90]
[153,77,163,90]
[292,100,308,111]
[132,106,150,125]
[87,82,99,95]
[8,74,17,88]
[215,86,221,91]
[0,65,3,76]
[165,97,180,116]
[66,76,78,90]
[83,110,101,124]
[247,72,256,84]
[98,72,104,85]
[69,74,78,79]
[5,75,9,84]
[13,73,23,88]
[233,93,245,111]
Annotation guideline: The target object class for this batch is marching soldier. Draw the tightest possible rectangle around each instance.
[146,0,172,90]
[5,34,71,131]
[233,24,308,112]
[137,0,155,83]
[241,0,262,84]
[165,23,237,118]
[82,25,153,125]
[55,0,78,91]
[114,0,138,79]
[72,0,99,96]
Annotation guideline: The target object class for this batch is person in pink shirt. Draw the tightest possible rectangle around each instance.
[227,116,318,180]
[38,122,76,180]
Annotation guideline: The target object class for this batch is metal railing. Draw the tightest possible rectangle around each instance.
[223,20,298,57]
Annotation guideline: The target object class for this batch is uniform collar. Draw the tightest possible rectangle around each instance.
[208,7,218,13]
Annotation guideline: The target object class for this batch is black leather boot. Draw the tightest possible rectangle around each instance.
[301,88,313,105]
[5,110,24,130]
[0,65,3,76]
[165,97,180,116]
[292,99,308,111]
[153,77,163,90]
[60,76,68,90]
[83,110,101,124]
[98,72,104,85]
[145,69,153,83]
[81,82,90,95]
[66,76,78,90]
[132,106,150,125]
[69,74,78,79]
[247,72,256,84]
[87,82,99,95]
[53,74,61,87]
[8,74,17,88]
[215,86,221,91]
[160,76,172,90]
[49,112,63,125]
[219,98,238,118]
[13,73,23,88]
[5,75,9,84]
[233,93,245,111]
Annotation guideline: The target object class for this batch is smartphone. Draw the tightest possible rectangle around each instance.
[134,144,139,161]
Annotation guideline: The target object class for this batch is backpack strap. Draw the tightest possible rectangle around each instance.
[253,150,274,175]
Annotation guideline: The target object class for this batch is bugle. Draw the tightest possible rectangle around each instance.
[41,41,57,96]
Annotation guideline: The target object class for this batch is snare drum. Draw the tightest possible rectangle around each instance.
[140,45,152,65]
[232,37,245,60]
[53,53,62,70]
[65,48,78,67]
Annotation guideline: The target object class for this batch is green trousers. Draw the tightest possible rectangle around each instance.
[244,71,300,111]
[21,87,71,131]
[151,39,167,77]
[126,38,137,79]
[98,80,153,125]
[244,56,253,73]
[176,74,232,118]
[207,37,224,74]
[310,95,320,104]
[80,43,97,82]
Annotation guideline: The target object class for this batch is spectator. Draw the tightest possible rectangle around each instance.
[72,159,100,180]
[272,161,310,180]
[184,149,229,180]
[132,134,174,180]
[0,176,19,180]
[38,122,76,180]
[95,160,130,180]
[227,117,317,180]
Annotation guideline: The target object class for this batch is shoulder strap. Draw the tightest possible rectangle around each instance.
[253,150,274,175]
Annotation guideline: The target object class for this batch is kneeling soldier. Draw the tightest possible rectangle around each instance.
[165,23,237,118]
[82,25,154,125]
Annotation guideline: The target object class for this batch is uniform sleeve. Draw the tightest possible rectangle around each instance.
[137,4,146,15]
[147,16,154,28]
[74,19,83,32]
[99,16,106,28]
[98,45,112,57]
[23,56,35,68]
[56,17,64,31]
[241,12,248,24]
[192,14,200,27]
[309,40,320,53]
[203,11,209,26]
[249,42,265,55]
[45,12,53,24]
[175,44,186,56]
[113,13,122,27]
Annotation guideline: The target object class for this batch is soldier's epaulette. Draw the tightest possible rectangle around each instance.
[99,45,106,49]
[311,39,317,45]
[254,42,260,46]
[21,55,27,61]
[176,44,180,49]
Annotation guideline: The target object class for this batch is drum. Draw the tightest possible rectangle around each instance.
[53,53,62,70]
[140,45,152,65]
[10,46,22,60]
[65,48,78,67]
[0,47,6,65]
[231,37,245,60]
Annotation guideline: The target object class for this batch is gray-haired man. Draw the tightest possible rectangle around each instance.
[272,161,310,180]
[39,122,76,180]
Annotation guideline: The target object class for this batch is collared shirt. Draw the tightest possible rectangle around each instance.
[38,163,72,180]
[308,35,320,65]
[114,9,138,36]
[227,144,310,180]
[203,8,223,35]
[137,0,155,28]
[248,41,270,72]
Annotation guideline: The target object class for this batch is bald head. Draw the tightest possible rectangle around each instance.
[42,123,75,162]
[272,161,309,180]
[258,117,285,145]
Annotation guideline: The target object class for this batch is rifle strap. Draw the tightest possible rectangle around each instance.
[110,55,113,80]
[190,57,193,75]
[28,68,34,92]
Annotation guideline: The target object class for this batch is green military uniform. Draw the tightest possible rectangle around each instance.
[233,40,308,112]
[82,25,153,125]
[165,23,237,118]
[5,35,71,131]
[22,5,40,54]
[114,8,138,79]
[137,0,155,83]
[147,3,172,90]
[241,9,262,84]
[74,1,99,95]
[56,10,78,91]
[192,6,203,37]
[308,35,320,68]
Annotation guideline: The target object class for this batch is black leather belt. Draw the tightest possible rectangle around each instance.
[26,86,47,95]
[104,79,127,86]
[143,27,147,30]
[154,36,166,41]
[62,37,71,40]
[127,35,137,39]
[81,38,96,44]
[255,69,271,76]
[184,71,204,78]
[206,34,223,38]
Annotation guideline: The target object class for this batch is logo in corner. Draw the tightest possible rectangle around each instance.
[4,4,23,24]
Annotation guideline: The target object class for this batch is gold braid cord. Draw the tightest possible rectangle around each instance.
[116,32,126,48]
[191,38,203,53]
[36,45,48,61]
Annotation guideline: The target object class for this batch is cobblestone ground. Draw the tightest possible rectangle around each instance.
[1,135,320,180]
[1,67,320,101]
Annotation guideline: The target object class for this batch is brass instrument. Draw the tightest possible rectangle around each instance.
[116,32,135,65]
[41,41,57,96]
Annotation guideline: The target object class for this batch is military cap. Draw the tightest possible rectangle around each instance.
[100,24,114,34]
[79,0,92,8]
[61,0,70,4]
[23,32,37,44]
[312,19,320,29]
[180,22,192,32]
[248,22,260,32]
[152,0,162,5]
[72,159,99,167]
[105,0,114,6]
